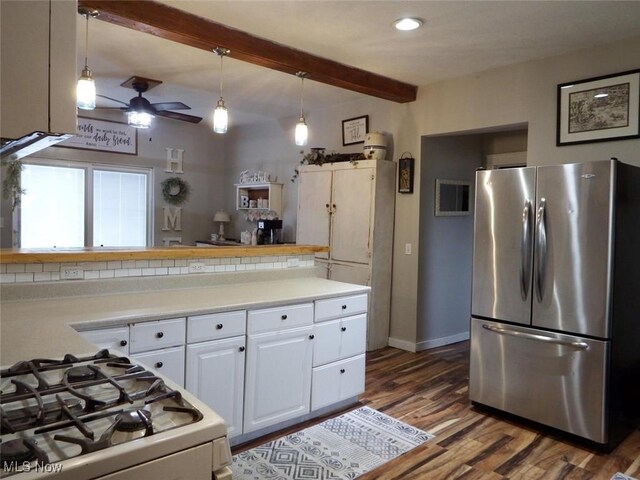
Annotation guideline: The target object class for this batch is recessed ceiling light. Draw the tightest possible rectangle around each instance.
[393,17,424,31]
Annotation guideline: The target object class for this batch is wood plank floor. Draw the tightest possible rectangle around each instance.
[233,342,640,480]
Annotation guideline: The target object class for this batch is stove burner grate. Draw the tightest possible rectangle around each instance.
[0,438,49,470]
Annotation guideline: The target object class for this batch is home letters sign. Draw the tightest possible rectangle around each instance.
[57,117,138,155]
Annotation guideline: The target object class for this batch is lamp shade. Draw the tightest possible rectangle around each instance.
[214,210,230,223]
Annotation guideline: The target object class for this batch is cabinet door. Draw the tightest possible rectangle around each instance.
[331,168,374,264]
[297,170,332,259]
[186,336,245,438]
[130,346,185,387]
[313,314,367,367]
[328,262,371,287]
[78,327,130,355]
[244,326,313,433]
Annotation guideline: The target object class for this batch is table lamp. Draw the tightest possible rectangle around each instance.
[213,210,230,241]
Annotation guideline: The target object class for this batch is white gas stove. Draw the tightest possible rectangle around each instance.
[0,350,232,479]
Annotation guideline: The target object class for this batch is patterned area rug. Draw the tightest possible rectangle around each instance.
[611,474,638,480]
[232,406,434,480]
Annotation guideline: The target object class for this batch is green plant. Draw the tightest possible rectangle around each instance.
[161,176,191,205]
[1,158,25,211]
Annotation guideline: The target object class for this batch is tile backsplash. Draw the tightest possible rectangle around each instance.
[0,255,315,284]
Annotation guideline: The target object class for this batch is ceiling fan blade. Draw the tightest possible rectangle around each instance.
[96,94,129,107]
[156,110,202,124]
[151,102,190,112]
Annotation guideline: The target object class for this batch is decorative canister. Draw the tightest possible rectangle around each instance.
[363,132,387,160]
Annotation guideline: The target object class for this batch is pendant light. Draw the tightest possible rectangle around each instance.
[76,8,99,110]
[294,72,309,146]
[213,47,230,134]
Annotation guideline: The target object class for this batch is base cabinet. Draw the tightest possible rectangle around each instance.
[311,354,366,411]
[186,336,246,438]
[244,325,313,434]
[130,346,185,387]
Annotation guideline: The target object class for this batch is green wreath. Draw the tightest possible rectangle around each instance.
[161,177,191,205]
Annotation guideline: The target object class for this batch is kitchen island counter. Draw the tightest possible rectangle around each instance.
[1,276,369,365]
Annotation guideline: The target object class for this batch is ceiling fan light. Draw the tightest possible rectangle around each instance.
[76,67,96,110]
[295,116,308,146]
[213,98,228,134]
[127,110,153,129]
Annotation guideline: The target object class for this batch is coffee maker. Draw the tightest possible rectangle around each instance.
[257,219,283,245]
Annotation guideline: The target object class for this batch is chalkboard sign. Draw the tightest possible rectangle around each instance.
[57,117,138,155]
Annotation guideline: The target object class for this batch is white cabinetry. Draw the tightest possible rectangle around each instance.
[243,304,314,434]
[186,311,246,438]
[311,294,367,410]
[297,160,395,350]
[235,183,283,218]
[0,0,76,139]
[129,318,186,387]
[78,326,130,355]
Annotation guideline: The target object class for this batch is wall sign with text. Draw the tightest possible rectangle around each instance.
[57,117,138,155]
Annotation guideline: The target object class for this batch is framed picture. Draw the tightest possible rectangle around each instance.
[342,115,369,146]
[56,117,138,155]
[398,156,414,194]
[557,69,640,146]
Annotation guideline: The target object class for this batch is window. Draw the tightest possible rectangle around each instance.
[19,161,152,248]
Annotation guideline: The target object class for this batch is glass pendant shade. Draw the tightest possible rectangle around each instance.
[76,68,96,110]
[213,98,228,134]
[295,116,308,146]
[127,111,153,129]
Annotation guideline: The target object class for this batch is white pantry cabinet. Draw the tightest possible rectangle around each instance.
[243,304,314,434]
[297,159,395,350]
[186,311,247,438]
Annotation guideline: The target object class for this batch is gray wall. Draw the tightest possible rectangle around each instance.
[417,135,482,346]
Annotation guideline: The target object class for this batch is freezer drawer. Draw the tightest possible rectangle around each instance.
[469,319,609,443]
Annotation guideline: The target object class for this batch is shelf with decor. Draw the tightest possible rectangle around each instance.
[235,183,283,217]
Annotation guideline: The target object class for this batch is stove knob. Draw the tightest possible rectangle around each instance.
[120,340,128,346]
[216,323,224,329]
[155,361,163,368]
[156,332,164,338]
[239,346,245,352]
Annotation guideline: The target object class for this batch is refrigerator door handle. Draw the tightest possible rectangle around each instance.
[535,198,548,302]
[520,201,533,300]
[481,324,589,349]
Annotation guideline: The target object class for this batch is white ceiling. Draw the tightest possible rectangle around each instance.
[82,1,640,130]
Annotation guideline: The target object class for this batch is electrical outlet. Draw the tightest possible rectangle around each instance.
[405,243,412,255]
[188,261,206,273]
[61,266,84,280]
[287,258,300,268]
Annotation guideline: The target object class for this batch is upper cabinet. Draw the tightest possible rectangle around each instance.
[0,0,77,140]
[296,159,395,350]
[235,183,283,218]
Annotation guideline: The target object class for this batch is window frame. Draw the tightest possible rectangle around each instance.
[16,158,154,248]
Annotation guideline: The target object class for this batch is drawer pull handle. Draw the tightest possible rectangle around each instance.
[155,362,163,368]
[341,326,347,332]
[239,346,245,352]
[341,305,347,309]
[120,340,128,346]
[340,368,346,374]
[281,314,288,320]
[156,332,164,338]
[309,334,315,340]
[216,323,224,329]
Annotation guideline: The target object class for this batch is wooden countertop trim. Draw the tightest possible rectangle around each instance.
[0,245,328,264]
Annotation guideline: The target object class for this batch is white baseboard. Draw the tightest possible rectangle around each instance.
[388,331,469,353]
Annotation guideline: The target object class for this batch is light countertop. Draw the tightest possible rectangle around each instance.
[1,277,369,365]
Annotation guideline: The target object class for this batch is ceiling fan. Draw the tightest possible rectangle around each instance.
[97,76,202,128]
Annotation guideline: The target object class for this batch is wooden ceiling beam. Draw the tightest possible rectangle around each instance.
[78,0,418,103]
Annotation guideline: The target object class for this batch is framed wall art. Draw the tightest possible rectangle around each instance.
[342,115,369,146]
[398,156,415,194]
[56,117,138,155]
[556,69,640,146]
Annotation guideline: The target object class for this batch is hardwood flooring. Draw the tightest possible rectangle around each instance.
[233,342,640,480]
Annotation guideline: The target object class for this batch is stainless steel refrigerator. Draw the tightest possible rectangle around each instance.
[469,159,640,448]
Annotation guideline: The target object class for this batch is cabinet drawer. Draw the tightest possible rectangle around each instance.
[311,354,366,411]
[248,303,313,335]
[188,310,246,343]
[130,318,186,353]
[78,327,130,355]
[313,314,366,366]
[130,346,185,387]
[314,294,368,322]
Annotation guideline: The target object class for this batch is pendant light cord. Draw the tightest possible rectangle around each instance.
[84,13,90,69]
[219,53,224,100]
[299,76,305,117]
